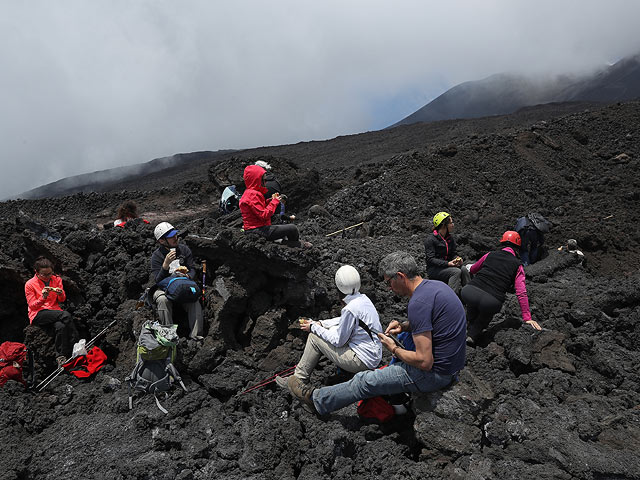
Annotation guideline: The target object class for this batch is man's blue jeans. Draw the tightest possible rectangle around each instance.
[521,229,542,266]
[312,362,456,415]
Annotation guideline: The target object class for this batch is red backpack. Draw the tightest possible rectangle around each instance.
[357,396,395,423]
[0,342,34,388]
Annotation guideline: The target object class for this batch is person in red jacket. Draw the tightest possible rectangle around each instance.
[24,257,77,362]
[461,231,542,345]
[240,164,309,247]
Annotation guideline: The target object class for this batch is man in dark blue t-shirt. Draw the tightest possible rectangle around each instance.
[287,251,467,415]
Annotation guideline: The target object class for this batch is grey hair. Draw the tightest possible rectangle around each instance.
[378,251,419,279]
[254,160,272,170]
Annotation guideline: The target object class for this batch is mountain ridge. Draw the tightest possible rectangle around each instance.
[393,52,640,127]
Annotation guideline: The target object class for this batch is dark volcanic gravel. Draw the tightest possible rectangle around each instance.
[1,101,639,480]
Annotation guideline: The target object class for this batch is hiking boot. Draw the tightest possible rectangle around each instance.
[466,321,484,346]
[287,375,316,412]
[56,356,67,368]
[274,375,290,389]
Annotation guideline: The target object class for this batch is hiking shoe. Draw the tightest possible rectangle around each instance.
[287,375,316,412]
[189,335,204,341]
[274,375,290,389]
[56,356,67,368]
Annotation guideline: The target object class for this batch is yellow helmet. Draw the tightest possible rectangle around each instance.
[433,211,450,229]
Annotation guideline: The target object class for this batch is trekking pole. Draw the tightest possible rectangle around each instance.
[325,222,364,237]
[201,260,207,302]
[237,365,297,396]
[36,319,117,392]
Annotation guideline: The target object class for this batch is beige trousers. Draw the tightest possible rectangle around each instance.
[153,289,203,338]
[294,332,368,383]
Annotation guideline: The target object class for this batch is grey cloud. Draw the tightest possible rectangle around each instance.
[1,0,639,197]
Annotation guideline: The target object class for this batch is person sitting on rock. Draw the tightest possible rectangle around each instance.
[286,252,466,416]
[424,211,470,296]
[558,238,585,264]
[515,212,551,266]
[254,160,295,224]
[240,164,310,247]
[113,201,149,228]
[24,256,78,365]
[276,265,383,389]
[150,222,204,340]
[461,231,542,346]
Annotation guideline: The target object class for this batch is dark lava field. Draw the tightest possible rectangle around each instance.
[1,100,639,479]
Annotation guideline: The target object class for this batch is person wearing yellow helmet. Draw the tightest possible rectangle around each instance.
[423,211,470,296]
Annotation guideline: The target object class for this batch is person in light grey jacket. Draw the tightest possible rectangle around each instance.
[276,265,382,387]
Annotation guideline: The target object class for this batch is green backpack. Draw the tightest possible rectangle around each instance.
[126,321,187,414]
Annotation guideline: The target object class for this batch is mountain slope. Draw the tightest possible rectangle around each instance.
[393,52,640,127]
[0,100,639,479]
[14,150,234,200]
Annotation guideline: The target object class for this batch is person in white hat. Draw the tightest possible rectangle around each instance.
[276,265,382,388]
[150,222,203,340]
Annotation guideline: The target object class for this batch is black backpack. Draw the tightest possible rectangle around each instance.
[527,213,552,233]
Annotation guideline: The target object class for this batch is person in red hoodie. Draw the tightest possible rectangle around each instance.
[240,164,309,247]
[24,257,77,363]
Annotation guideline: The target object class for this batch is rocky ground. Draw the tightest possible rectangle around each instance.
[1,100,639,479]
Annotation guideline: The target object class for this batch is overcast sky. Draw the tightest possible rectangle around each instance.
[2,0,639,198]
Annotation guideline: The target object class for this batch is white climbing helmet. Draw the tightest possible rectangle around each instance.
[154,222,177,241]
[254,160,272,170]
[335,265,361,295]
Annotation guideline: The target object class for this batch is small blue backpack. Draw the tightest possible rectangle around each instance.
[157,276,200,304]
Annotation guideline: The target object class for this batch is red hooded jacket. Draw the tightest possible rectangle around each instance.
[239,165,280,230]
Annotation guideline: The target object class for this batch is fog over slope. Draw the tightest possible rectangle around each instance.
[393,52,640,126]
[3,1,640,198]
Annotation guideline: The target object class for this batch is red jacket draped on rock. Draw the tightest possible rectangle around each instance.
[239,164,280,231]
[24,274,66,323]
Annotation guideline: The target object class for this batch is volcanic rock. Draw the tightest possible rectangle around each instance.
[1,101,639,479]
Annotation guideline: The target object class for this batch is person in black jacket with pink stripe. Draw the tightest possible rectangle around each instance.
[461,231,542,345]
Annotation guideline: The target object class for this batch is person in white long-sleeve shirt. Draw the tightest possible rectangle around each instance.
[276,265,383,387]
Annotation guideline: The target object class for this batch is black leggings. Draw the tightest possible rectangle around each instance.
[460,285,503,341]
[248,224,300,243]
[32,309,76,358]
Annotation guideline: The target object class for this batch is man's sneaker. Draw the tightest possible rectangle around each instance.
[274,375,290,389]
[287,375,316,412]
